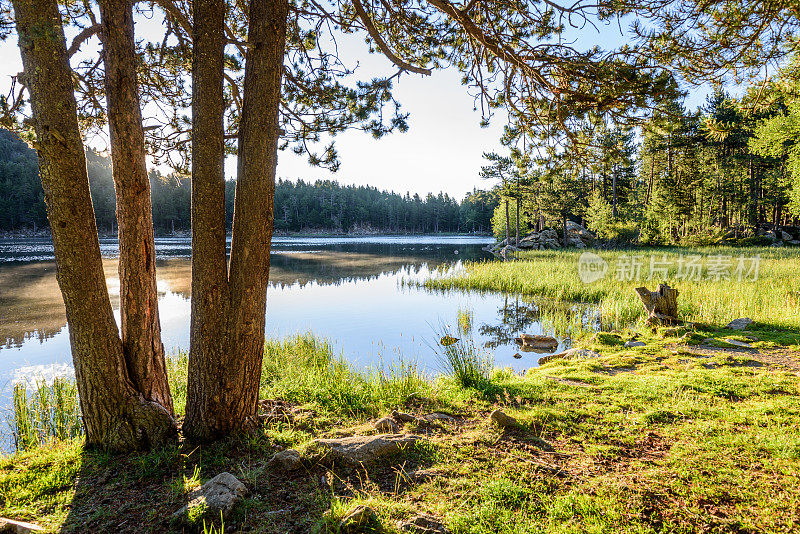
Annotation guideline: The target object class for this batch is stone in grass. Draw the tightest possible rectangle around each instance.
[722,338,754,348]
[266,448,302,471]
[172,472,247,524]
[310,434,424,466]
[422,412,458,423]
[391,410,417,423]
[339,505,380,533]
[489,409,518,429]
[538,348,601,365]
[726,318,753,330]
[0,518,44,533]
[374,416,401,433]
[624,340,647,348]
[399,514,452,534]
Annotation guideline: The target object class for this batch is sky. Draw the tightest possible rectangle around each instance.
[0,8,715,201]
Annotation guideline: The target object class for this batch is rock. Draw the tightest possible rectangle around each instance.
[722,338,753,348]
[515,334,558,351]
[339,505,379,533]
[726,318,753,330]
[0,518,44,533]
[790,239,800,246]
[374,416,401,433]
[624,340,646,348]
[781,230,793,241]
[267,449,302,471]
[489,409,518,428]
[512,352,522,359]
[310,434,423,465]
[172,472,247,523]
[661,327,685,337]
[538,348,601,364]
[398,514,452,533]
[422,412,458,423]
[391,410,416,423]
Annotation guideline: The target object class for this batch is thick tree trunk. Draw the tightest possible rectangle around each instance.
[183,0,231,441]
[99,0,173,414]
[634,284,680,326]
[184,0,289,440]
[13,0,175,451]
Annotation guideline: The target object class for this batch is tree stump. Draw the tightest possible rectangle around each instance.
[634,284,680,326]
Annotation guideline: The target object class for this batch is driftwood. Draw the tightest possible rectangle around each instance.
[634,284,680,326]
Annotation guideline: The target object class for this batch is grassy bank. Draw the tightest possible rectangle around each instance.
[423,247,800,332]
[2,323,800,533]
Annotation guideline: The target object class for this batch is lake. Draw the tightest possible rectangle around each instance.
[0,235,578,398]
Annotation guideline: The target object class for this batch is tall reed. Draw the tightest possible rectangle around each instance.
[11,378,82,451]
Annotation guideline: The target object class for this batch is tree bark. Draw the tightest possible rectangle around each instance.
[99,0,173,414]
[504,198,510,245]
[515,196,520,246]
[183,0,231,441]
[184,0,289,440]
[634,284,680,326]
[12,0,175,451]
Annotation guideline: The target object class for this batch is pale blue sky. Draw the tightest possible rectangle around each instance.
[0,9,716,200]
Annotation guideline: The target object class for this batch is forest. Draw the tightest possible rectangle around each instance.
[0,128,496,234]
[484,87,800,245]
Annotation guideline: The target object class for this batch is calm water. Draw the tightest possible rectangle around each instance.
[0,236,577,398]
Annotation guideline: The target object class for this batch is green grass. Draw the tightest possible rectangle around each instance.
[422,246,800,332]
[1,334,799,532]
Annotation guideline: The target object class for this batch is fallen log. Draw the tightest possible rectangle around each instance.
[634,284,680,326]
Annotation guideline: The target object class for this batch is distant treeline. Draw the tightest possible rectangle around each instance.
[0,129,496,234]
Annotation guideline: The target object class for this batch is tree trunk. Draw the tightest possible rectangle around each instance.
[515,196,520,246]
[184,0,289,440]
[183,0,236,440]
[634,284,680,326]
[562,212,568,247]
[612,165,618,219]
[504,198,510,244]
[183,0,231,441]
[12,0,175,451]
[99,0,173,414]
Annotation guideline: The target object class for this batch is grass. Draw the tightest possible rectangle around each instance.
[422,246,800,332]
[2,246,800,532]
[11,379,82,451]
[1,327,798,533]
[432,325,493,391]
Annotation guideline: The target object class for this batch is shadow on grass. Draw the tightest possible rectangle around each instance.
[56,431,338,533]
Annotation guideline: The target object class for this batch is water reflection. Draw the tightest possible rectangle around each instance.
[0,236,590,391]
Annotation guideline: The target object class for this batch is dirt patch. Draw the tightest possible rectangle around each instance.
[669,344,800,371]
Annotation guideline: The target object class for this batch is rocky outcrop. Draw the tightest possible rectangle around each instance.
[489,409,518,429]
[0,518,44,533]
[538,347,601,365]
[485,222,595,255]
[398,514,452,533]
[339,505,379,533]
[267,449,302,471]
[310,434,424,465]
[172,472,247,524]
[726,318,753,330]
